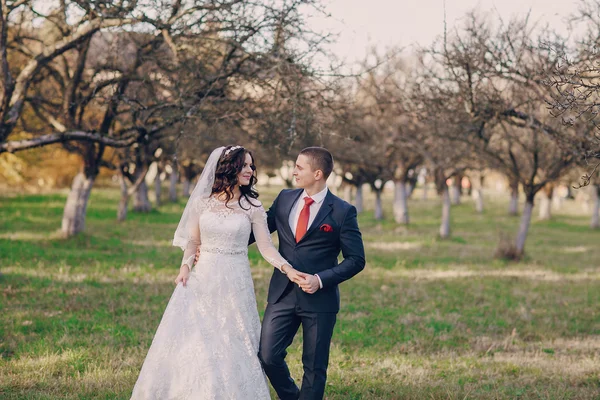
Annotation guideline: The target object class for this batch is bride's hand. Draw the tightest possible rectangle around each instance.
[174,265,190,287]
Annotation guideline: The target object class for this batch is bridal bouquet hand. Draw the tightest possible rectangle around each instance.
[174,264,190,287]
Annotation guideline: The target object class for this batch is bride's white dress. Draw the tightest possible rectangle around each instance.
[131,196,288,399]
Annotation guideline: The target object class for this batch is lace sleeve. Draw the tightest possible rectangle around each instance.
[251,204,289,271]
[180,198,203,270]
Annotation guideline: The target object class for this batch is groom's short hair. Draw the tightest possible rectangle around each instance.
[299,147,334,180]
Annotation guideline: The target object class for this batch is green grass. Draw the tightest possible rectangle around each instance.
[1,186,599,399]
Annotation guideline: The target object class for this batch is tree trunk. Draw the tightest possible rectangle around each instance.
[183,177,191,197]
[591,185,600,229]
[515,198,534,255]
[393,179,409,224]
[440,186,451,238]
[355,185,364,213]
[566,185,574,199]
[509,180,519,216]
[406,180,416,198]
[117,176,129,222]
[343,185,353,203]
[450,176,461,205]
[419,168,428,200]
[154,170,162,206]
[538,185,553,221]
[374,189,383,220]
[471,174,484,214]
[181,164,197,198]
[552,188,563,211]
[134,181,152,212]
[473,188,484,213]
[61,172,95,236]
[169,168,178,202]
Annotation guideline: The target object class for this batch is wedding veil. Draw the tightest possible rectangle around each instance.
[172,146,226,250]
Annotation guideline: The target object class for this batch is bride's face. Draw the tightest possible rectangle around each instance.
[237,153,254,186]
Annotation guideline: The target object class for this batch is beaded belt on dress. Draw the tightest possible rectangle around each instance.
[200,246,247,256]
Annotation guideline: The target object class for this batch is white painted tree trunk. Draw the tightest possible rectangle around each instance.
[169,169,178,202]
[422,183,428,201]
[355,185,364,213]
[470,174,484,214]
[406,181,415,198]
[374,189,384,220]
[552,191,563,211]
[450,178,461,205]
[154,171,162,206]
[515,200,534,255]
[591,185,600,229]
[183,178,191,197]
[509,187,519,216]
[439,186,451,238]
[343,185,353,203]
[473,188,484,213]
[538,192,552,221]
[61,172,95,236]
[393,180,409,224]
[117,177,129,222]
[134,181,152,212]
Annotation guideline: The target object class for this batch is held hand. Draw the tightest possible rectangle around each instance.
[298,274,320,294]
[282,265,307,285]
[174,265,190,287]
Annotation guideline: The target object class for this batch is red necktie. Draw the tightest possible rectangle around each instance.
[295,197,315,243]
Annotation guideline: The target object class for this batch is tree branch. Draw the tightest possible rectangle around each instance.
[0,131,140,154]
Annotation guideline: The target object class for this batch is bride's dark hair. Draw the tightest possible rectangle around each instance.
[211,145,259,209]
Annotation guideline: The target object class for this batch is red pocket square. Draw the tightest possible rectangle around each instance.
[320,224,333,232]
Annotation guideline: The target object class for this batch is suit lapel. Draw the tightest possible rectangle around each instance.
[297,190,334,244]
[280,189,303,240]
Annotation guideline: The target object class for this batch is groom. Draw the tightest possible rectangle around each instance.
[254,147,365,400]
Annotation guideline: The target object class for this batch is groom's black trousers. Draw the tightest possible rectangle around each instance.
[258,285,337,400]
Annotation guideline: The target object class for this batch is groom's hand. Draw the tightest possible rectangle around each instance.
[298,274,320,294]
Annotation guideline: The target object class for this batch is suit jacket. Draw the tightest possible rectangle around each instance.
[253,188,365,313]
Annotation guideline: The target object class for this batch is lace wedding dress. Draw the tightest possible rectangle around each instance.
[131,196,288,399]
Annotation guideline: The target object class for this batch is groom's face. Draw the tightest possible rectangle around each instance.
[293,154,317,189]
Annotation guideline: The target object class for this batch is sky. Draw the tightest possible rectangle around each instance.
[310,0,581,65]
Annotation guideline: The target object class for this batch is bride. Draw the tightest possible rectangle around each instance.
[131,145,298,399]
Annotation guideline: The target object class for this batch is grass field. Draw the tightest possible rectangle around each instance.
[1,186,599,399]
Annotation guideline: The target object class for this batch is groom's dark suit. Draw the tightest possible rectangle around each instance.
[252,188,365,400]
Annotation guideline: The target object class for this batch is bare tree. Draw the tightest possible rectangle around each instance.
[546,0,600,176]
[0,0,335,236]
[324,83,392,220]
[359,50,423,224]
[325,51,424,223]
[419,121,472,239]
[468,169,486,213]
[417,12,578,254]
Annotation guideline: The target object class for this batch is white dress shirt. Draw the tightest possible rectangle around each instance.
[288,186,329,289]
[289,186,329,235]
